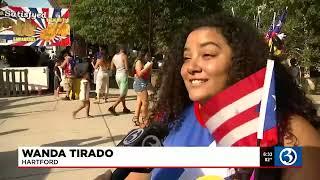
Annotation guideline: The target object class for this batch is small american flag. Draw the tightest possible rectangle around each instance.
[265,8,288,40]
[194,66,278,147]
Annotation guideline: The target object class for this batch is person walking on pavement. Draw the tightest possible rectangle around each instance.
[72,71,92,118]
[60,52,76,100]
[132,51,153,127]
[53,57,63,98]
[95,47,110,103]
[108,45,131,116]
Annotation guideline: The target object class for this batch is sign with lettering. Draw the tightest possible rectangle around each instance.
[0,6,70,46]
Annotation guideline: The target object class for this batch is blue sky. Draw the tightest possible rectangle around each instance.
[7,0,52,8]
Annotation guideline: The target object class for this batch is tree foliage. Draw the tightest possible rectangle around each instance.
[67,0,221,53]
[63,0,320,67]
[221,0,320,67]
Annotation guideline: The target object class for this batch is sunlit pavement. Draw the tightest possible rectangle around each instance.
[0,88,137,180]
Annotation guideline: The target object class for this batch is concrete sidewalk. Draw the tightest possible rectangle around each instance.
[0,89,137,180]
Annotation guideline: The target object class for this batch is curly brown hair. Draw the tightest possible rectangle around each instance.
[153,12,319,132]
[151,13,320,179]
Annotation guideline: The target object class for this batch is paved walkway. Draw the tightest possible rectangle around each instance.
[0,89,137,180]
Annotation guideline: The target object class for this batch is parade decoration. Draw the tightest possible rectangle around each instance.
[265,8,288,56]
[0,6,70,46]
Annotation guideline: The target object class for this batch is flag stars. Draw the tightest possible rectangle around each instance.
[272,95,276,111]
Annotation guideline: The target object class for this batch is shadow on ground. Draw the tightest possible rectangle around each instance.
[0,95,54,107]
[0,135,126,180]
[0,100,57,112]
[0,112,30,121]
[0,107,58,120]
[0,128,29,136]
[0,97,33,107]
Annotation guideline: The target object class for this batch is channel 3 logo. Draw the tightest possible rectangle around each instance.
[274,147,302,167]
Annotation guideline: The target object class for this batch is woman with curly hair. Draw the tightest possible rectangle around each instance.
[121,13,320,180]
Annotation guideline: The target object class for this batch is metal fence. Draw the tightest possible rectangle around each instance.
[0,69,29,97]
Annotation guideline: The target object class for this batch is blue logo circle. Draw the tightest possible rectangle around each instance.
[279,148,297,166]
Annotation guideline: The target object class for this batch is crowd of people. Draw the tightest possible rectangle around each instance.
[53,45,155,127]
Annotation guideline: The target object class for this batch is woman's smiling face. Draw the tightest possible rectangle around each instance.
[181,27,233,103]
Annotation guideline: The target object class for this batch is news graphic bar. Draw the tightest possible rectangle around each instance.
[18,146,302,168]
[260,146,302,167]
[260,147,275,166]
[18,147,260,168]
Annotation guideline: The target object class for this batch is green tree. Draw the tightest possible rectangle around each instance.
[151,0,221,53]
[221,0,320,68]
[66,0,221,54]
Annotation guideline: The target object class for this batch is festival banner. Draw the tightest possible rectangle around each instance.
[0,6,70,46]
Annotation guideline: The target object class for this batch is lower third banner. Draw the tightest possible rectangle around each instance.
[18,146,301,168]
[18,147,259,168]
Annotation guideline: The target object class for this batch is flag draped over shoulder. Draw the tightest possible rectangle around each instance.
[194,66,278,147]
